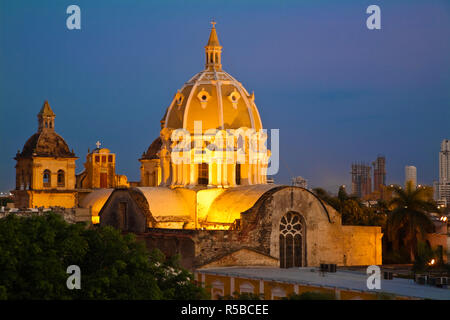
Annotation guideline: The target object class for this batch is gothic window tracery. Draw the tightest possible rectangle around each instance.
[279,211,305,268]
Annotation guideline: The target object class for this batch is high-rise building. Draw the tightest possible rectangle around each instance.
[436,139,450,206]
[372,155,386,194]
[439,139,450,183]
[405,165,417,188]
[351,163,372,198]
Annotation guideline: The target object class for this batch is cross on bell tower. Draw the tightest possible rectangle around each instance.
[205,20,222,71]
[96,141,101,149]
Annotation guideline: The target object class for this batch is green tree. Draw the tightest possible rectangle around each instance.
[0,197,13,207]
[313,186,386,227]
[386,182,436,262]
[0,213,207,300]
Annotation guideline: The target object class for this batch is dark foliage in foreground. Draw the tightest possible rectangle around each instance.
[0,213,208,300]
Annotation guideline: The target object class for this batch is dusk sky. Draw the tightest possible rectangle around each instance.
[1,0,449,193]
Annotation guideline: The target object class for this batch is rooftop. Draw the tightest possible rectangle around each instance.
[198,266,450,300]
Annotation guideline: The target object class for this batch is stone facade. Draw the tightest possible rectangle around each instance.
[13,101,78,209]
[97,185,382,270]
[76,147,129,189]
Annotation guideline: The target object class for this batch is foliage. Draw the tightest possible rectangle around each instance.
[382,248,410,265]
[0,197,13,207]
[412,241,442,272]
[386,182,436,262]
[312,186,386,227]
[0,213,207,300]
[284,291,335,300]
[314,184,439,264]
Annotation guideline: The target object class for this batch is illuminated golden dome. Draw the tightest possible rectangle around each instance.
[163,23,263,133]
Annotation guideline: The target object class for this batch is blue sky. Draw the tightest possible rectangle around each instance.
[1,0,449,192]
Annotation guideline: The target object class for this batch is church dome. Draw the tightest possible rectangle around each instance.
[162,23,263,133]
[141,136,162,160]
[19,131,74,158]
[16,101,75,159]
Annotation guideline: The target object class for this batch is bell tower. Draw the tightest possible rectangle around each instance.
[38,100,55,132]
[205,21,222,71]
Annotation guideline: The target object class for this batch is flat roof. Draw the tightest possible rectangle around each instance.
[197,267,450,300]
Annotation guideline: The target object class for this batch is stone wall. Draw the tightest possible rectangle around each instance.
[99,185,383,269]
[135,228,265,270]
[240,186,382,267]
[341,226,383,266]
[99,188,151,233]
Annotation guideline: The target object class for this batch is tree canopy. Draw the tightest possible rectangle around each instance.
[386,182,436,262]
[0,213,208,300]
[312,186,386,227]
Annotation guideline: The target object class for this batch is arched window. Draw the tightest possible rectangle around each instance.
[152,171,157,186]
[211,281,224,300]
[235,163,241,185]
[271,287,286,300]
[25,172,30,190]
[279,211,306,268]
[239,282,255,294]
[43,170,51,187]
[57,170,65,187]
[198,163,209,185]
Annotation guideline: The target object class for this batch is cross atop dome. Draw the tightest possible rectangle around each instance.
[205,21,222,71]
[96,141,101,149]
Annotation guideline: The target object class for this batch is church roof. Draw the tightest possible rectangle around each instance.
[18,130,76,158]
[16,101,76,159]
[206,23,221,47]
[38,100,55,117]
[141,137,162,160]
[79,188,115,216]
[162,23,263,133]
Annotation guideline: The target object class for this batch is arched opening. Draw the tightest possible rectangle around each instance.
[43,170,51,187]
[57,170,65,187]
[279,211,306,268]
[152,171,157,186]
[211,281,224,300]
[144,172,150,186]
[198,163,209,185]
[235,163,241,185]
[239,282,255,295]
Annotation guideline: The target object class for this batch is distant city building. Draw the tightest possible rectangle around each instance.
[291,176,308,189]
[440,139,450,182]
[372,155,386,194]
[351,163,372,198]
[405,165,417,188]
[435,139,450,206]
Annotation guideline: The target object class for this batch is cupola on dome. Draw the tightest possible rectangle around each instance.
[162,22,263,133]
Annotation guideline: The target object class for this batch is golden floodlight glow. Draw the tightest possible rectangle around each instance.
[92,216,100,224]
